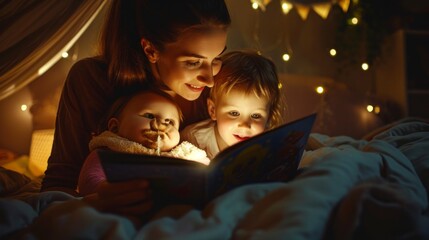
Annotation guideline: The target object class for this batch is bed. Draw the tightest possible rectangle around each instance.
[1,118,429,239]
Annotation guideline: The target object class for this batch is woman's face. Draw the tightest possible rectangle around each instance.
[150,28,228,101]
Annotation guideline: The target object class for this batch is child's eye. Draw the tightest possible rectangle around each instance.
[228,111,240,117]
[251,113,262,119]
[142,113,155,119]
[184,59,203,69]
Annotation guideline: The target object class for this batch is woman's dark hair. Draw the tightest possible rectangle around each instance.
[99,0,231,86]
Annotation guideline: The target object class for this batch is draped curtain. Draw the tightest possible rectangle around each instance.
[0,0,107,101]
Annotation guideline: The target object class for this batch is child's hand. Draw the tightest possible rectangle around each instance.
[83,179,152,224]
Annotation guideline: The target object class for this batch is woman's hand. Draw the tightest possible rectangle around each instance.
[83,179,153,220]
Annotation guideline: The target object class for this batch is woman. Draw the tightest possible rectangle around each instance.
[41,0,231,219]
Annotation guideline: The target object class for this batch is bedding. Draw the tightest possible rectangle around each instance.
[1,119,428,240]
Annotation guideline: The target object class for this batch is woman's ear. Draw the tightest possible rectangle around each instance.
[108,118,120,133]
[207,98,217,121]
[141,38,159,63]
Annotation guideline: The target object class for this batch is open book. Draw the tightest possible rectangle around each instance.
[100,113,316,208]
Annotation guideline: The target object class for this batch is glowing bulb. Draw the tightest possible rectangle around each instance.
[21,104,28,111]
[282,53,290,61]
[61,52,69,58]
[316,86,324,94]
[366,105,374,112]
[361,63,369,71]
[278,82,283,89]
[281,1,293,14]
[351,17,359,25]
[374,105,380,114]
[329,49,337,56]
[252,2,258,9]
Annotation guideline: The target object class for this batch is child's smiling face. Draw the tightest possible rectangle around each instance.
[208,89,269,150]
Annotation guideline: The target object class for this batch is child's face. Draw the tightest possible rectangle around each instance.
[110,92,181,151]
[146,27,227,101]
[208,89,269,150]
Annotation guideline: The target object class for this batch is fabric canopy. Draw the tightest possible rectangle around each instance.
[0,0,107,101]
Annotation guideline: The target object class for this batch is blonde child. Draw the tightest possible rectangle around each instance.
[181,50,285,159]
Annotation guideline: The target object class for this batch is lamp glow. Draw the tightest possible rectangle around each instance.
[28,129,55,176]
[252,2,258,9]
[361,63,369,71]
[351,17,359,25]
[366,105,374,112]
[329,49,337,56]
[61,52,69,58]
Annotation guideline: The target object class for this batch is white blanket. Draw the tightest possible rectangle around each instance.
[1,120,429,240]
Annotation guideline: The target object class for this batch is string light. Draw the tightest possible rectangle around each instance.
[280,0,293,14]
[246,0,378,121]
[252,2,259,10]
[21,104,28,112]
[374,105,380,114]
[61,52,69,58]
[282,53,290,61]
[316,86,325,94]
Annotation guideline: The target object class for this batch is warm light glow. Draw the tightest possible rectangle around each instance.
[282,53,290,61]
[252,2,259,9]
[351,17,359,25]
[35,0,107,77]
[374,105,380,114]
[278,82,283,89]
[366,104,374,112]
[28,129,55,176]
[61,52,69,58]
[281,1,293,14]
[329,49,337,56]
[21,104,28,111]
[316,86,324,94]
[361,63,369,71]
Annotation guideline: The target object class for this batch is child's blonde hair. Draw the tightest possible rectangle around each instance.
[210,50,286,129]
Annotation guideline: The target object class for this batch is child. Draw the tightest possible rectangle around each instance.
[181,50,285,159]
[78,89,208,196]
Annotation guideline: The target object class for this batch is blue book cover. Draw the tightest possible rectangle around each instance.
[100,113,316,208]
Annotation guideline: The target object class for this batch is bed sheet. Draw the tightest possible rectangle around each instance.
[1,120,428,240]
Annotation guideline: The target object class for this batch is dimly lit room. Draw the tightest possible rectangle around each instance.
[1,0,429,239]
